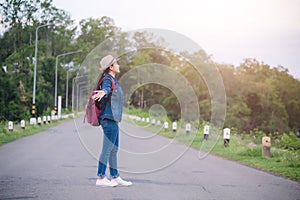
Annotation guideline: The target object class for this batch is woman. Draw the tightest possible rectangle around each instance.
[92,54,132,187]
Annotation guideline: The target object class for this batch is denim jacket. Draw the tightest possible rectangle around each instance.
[99,73,124,122]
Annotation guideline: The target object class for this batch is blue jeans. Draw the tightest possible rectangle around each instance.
[97,119,119,178]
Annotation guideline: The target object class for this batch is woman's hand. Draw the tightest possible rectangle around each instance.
[92,90,106,101]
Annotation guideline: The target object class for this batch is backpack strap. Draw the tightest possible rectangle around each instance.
[110,76,116,91]
[101,76,115,93]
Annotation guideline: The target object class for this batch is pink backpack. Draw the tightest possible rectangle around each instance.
[84,76,115,126]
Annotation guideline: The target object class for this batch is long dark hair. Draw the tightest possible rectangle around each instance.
[100,67,110,78]
[94,67,110,90]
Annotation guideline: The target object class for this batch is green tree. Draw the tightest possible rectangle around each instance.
[0,0,78,118]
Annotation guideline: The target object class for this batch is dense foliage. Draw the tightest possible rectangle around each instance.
[1,0,299,135]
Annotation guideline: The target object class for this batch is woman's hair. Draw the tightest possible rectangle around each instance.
[94,67,111,90]
[100,67,110,78]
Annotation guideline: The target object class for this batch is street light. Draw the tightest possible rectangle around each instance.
[65,66,70,109]
[54,50,82,114]
[72,77,76,112]
[32,23,53,116]
[64,61,75,109]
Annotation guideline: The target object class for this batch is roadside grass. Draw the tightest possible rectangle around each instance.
[0,118,70,146]
[125,117,300,182]
[193,132,300,182]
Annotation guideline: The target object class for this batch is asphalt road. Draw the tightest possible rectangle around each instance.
[0,118,299,200]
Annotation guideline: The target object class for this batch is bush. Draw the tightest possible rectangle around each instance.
[237,146,261,157]
[281,132,300,150]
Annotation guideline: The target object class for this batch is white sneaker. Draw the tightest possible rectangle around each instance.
[111,177,132,186]
[96,177,118,187]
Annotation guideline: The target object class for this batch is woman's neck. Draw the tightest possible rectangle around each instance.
[108,71,115,78]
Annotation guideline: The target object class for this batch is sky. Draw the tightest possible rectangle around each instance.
[2,0,300,78]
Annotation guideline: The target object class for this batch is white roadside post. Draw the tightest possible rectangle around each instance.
[164,122,169,131]
[20,120,25,129]
[223,128,231,147]
[58,96,62,119]
[37,117,42,125]
[47,115,51,123]
[157,120,161,126]
[43,116,47,124]
[30,117,37,125]
[146,118,150,123]
[152,119,156,126]
[186,123,191,135]
[8,121,13,131]
[262,137,271,159]
[172,121,177,133]
[204,125,210,140]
